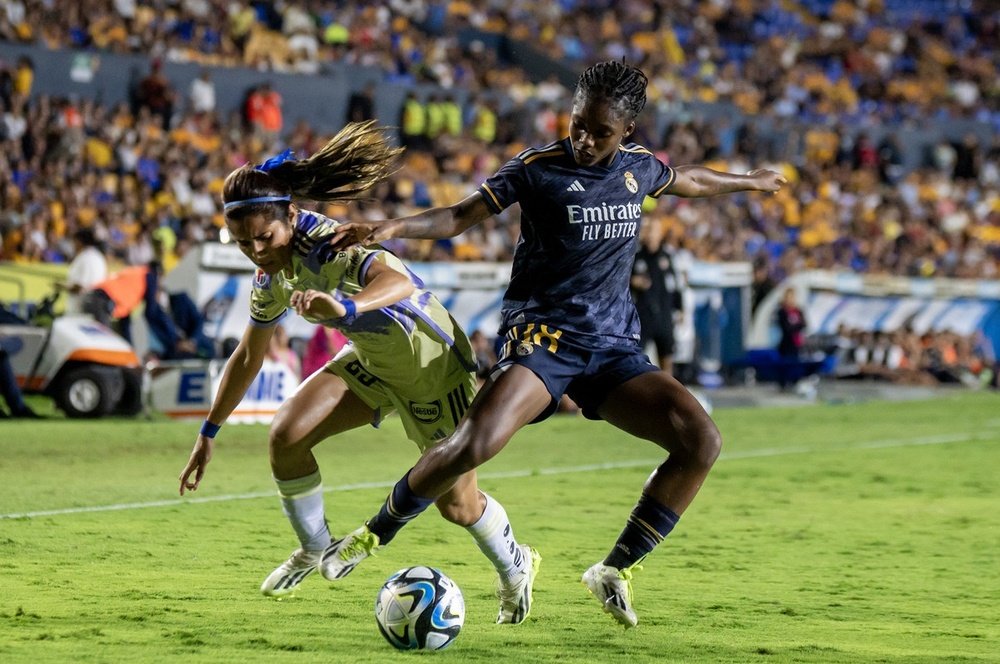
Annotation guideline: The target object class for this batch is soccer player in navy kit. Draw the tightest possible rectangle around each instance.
[323,62,786,627]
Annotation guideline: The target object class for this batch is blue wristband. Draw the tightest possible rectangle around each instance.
[200,420,221,438]
[339,298,357,324]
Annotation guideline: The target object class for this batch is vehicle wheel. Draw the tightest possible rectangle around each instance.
[114,368,144,416]
[52,366,123,418]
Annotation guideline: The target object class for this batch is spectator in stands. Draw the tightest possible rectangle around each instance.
[267,322,301,382]
[345,82,376,124]
[13,55,33,98]
[301,325,348,379]
[245,82,283,143]
[58,228,108,315]
[188,68,216,115]
[134,59,175,129]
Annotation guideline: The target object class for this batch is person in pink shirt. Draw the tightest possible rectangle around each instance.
[301,325,347,379]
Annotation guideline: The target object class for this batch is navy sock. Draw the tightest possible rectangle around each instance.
[367,471,435,545]
[604,494,680,570]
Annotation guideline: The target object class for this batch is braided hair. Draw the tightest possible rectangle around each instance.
[223,120,404,221]
[573,61,648,123]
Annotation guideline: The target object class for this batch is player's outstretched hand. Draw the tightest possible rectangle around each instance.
[179,435,215,495]
[747,169,787,193]
[329,221,383,251]
[290,288,343,320]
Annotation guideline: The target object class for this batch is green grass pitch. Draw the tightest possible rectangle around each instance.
[1,392,998,663]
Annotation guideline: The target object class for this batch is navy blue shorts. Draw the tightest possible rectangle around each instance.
[493,324,658,422]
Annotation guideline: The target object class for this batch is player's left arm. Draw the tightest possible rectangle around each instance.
[291,258,415,321]
[329,192,495,249]
[665,166,786,198]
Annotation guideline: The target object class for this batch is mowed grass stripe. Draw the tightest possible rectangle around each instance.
[3,429,992,520]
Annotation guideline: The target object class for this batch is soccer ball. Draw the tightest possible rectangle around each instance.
[374,566,465,650]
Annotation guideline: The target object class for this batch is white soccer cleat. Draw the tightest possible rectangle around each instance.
[260,548,322,597]
[319,524,380,581]
[581,562,639,628]
[496,545,542,624]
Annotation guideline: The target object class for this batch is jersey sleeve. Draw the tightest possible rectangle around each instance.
[315,245,406,296]
[248,268,287,327]
[340,245,375,287]
[646,155,677,198]
[478,157,528,214]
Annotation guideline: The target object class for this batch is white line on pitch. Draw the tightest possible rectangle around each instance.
[1,431,994,520]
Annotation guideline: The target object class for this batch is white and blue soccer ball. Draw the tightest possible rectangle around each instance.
[374,566,465,651]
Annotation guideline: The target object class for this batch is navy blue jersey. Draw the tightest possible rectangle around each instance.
[479,137,675,349]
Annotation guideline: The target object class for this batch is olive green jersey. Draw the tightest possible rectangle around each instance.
[248,210,477,446]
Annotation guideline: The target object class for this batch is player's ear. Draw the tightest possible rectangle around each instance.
[622,121,636,139]
[287,203,298,223]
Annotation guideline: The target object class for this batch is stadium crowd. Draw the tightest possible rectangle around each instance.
[1,1,997,126]
[831,327,996,388]
[0,0,997,382]
[1,61,996,281]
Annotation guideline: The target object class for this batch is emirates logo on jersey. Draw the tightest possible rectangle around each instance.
[624,171,639,194]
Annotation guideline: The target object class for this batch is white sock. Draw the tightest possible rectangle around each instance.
[465,492,525,579]
[275,470,331,552]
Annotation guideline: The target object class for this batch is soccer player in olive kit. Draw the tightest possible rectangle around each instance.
[177,122,539,625]
[323,62,786,627]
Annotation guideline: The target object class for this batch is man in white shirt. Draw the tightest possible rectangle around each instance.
[188,69,216,114]
[59,228,108,314]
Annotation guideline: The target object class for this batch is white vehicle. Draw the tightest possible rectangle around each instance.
[1,295,143,418]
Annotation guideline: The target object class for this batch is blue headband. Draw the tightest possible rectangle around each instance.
[224,149,298,212]
[223,195,292,211]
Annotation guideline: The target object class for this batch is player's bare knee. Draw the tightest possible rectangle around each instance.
[268,424,304,463]
[454,436,498,470]
[690,419,722,468]
[667,417,721,470]
[700,423,723,467]
[434,497,479,526]
[433,429,495,473]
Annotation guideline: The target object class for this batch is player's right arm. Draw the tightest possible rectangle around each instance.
[178,323,274,495]
[329,192,494,248]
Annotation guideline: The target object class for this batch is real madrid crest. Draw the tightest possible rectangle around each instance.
[624,171,639,194]
[515,341,535,357]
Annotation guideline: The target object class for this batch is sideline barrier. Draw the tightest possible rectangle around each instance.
[748,271,1000,352]
[164,243,754,375]
[148,358,299,422]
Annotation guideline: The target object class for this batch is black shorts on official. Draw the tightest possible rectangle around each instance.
[493,324,658,422]
[641,323,675,358]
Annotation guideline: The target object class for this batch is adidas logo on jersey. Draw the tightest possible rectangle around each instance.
[566,180,586,192]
